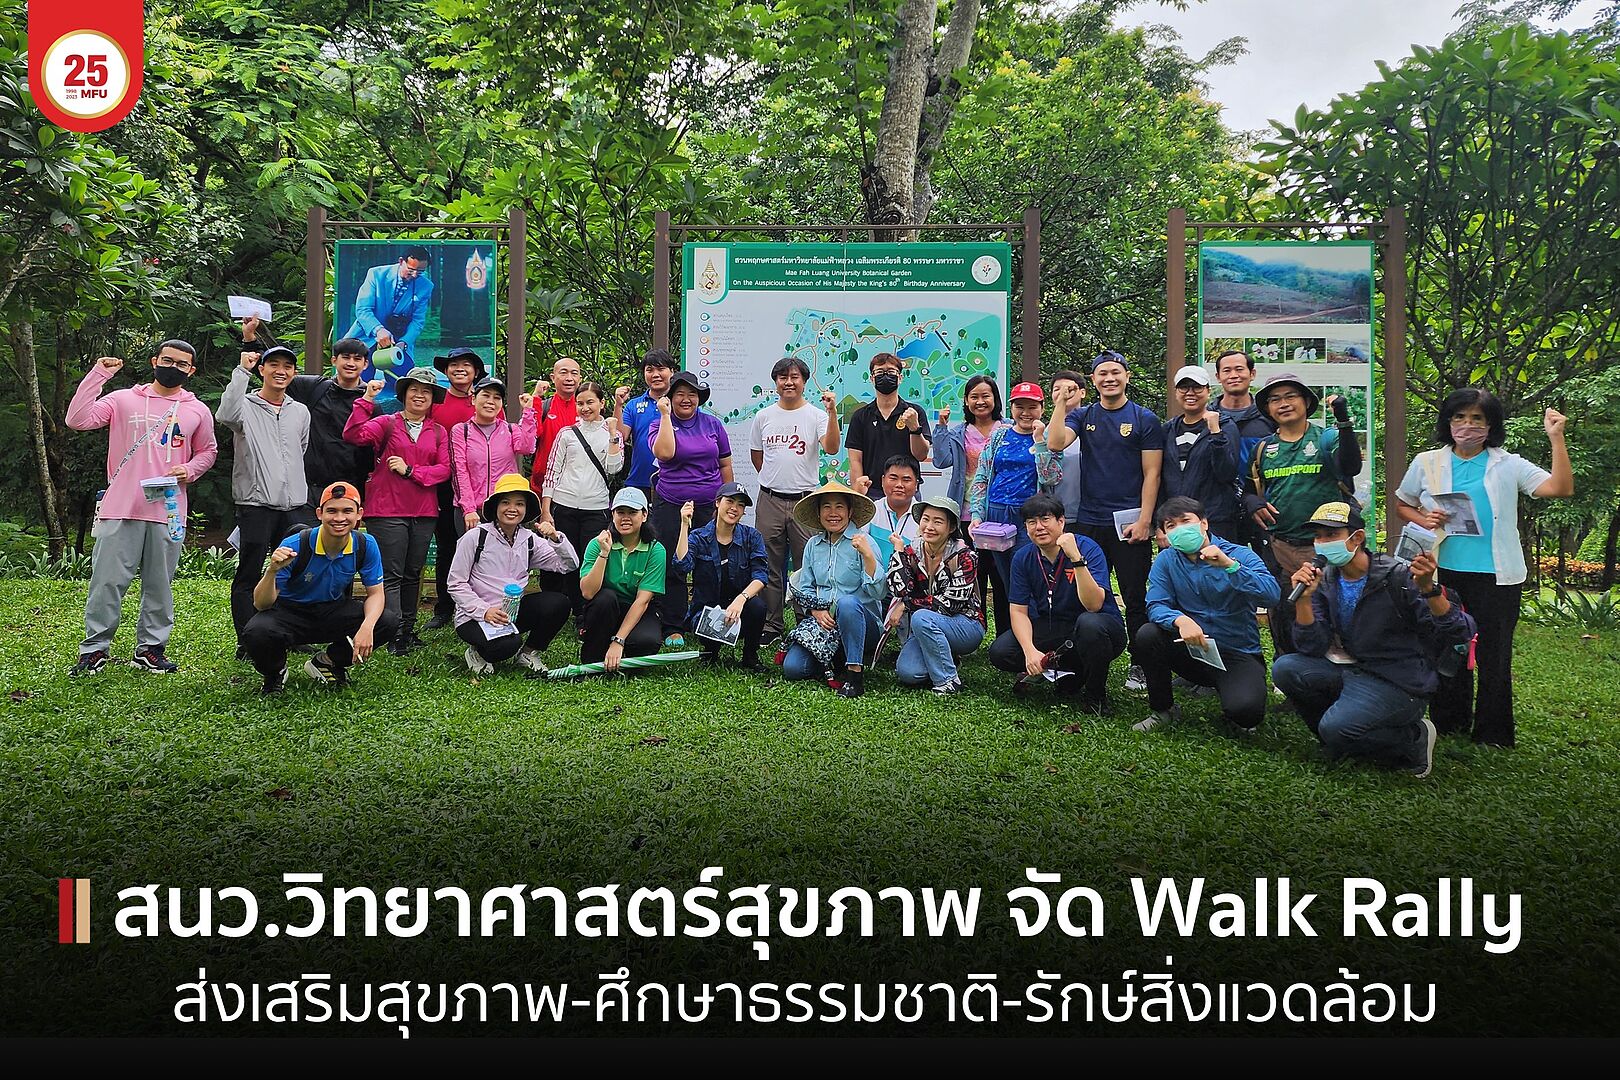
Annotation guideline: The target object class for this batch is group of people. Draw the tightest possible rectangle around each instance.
[65,330,1574,778]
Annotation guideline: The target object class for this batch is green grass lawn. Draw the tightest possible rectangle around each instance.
[2,580,1618,1035]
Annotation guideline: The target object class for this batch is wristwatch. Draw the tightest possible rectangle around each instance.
[1421,584,1443,599]
[611,635,626,646]
[1073,557,1087,569]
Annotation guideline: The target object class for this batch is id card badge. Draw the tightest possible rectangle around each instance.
[91,488,108,538]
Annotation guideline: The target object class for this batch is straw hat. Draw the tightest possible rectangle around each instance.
[481,473,540,524]
[792,479,877,533]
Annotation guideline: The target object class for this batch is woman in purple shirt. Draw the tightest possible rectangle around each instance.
[649,370,734,644]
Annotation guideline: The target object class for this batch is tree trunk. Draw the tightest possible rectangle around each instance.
[864,0,938,235]
[1602,504,1620,590]
[1556,524,1570,588]
[15,320,67,558]
[910,0,982,225]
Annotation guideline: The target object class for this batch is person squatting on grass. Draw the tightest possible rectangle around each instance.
[578,487,668,671]
[674,482,770,670]
[67,342,219,677]
[781,481,884,698]
[1134,496,1280,734]
[218,341,311,655]
[884,494,985,696]
[243,482,395,694]
[343,366,451,656]
[987,493,1125,713]
[447,474,578,677]
[1271,502,1476,779]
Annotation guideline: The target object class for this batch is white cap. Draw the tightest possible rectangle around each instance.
[1174,366,1212,387]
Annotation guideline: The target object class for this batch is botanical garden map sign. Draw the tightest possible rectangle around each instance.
[681,242,1012,506]
[1198,240,1377,509]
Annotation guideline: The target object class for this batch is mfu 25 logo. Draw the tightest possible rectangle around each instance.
[27,1,145,133]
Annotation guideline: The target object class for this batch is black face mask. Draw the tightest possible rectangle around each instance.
[873,372,900,395]
[153,366,190,389]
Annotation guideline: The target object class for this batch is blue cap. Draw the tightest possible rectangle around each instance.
[611,487,650,512]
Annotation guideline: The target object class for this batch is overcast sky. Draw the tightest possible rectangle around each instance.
[1122,0,1612,134]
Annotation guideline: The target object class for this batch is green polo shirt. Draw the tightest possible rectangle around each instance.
[581,538,667,602]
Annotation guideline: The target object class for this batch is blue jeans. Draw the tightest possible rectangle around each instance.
[896,609,986,687]
[783,594,883,680]
[1271,654,1428,769]
[985,500,1031,593]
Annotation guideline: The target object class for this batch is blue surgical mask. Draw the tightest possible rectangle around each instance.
[1314,539,1357,567]
[1167,523,1205,554]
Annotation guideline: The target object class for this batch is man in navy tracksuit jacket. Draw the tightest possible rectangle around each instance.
[1158,367,1243,542]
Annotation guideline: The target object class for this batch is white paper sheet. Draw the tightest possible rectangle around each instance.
[1113,507,1141,540]
[228,295,273,322]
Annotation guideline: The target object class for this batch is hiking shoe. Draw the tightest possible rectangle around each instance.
[1124,664,1147,692]
[1409,716,1438,779]
[132,646,178,673]
[70,651,110,677]
[463,647,495,677]
[1133,705,1181,733]
[386,636,414,657]
[235,644,249,662]
[421,612,452,632]
[514,649,548,676]
[261,665,288,695]
[304,651,339,685]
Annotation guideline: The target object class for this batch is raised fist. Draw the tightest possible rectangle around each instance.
[97,356,125,374]
[364,380,385,400]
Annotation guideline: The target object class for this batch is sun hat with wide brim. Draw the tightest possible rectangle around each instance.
[482,473,540,524]
[434,348,488,381]
[1255,372,1320,417]
[793,479,877,533]
[668,370,711,406]
[395,366,448,404]
[910,493,962,531]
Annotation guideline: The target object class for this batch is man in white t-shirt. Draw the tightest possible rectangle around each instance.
[749,356,842,638]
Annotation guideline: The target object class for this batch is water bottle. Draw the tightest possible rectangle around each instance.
[162,486,184,543]
[503,583,524,620]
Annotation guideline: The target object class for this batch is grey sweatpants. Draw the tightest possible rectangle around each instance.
[81,518,182,655]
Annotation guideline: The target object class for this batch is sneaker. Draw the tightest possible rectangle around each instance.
[931,677,961,696]
[836,669,865,698]
[421,612,452,632]
[235,644,249,662]
[261,665,288,695]
[304,651,338,685]
[69,651,110,677]
[1133,705,1181,733]
[514,649,549,676]
[698,650,721,667]
[386,636,414,657]
[1409,716,1438,779]
[664,633,686,648]
[131,646,178,673]
[1124,664,1147,692]
[463,647,495,677]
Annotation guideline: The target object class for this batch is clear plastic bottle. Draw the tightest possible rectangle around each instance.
[162,486,185,543]
[503,582,524,620]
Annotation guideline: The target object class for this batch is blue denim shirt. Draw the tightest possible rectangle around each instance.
[792,529,884,619]
[1145,537,1280,657]
[673,520,769,621]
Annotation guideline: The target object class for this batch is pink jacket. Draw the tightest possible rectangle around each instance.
[66,366,218,524]
[446,521,580,627]
[450,408,539,517]
[342,398,451,518]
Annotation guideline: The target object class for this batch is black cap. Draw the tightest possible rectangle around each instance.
[471,376,506,398]
[258,345,299,368]
[434,348,487,381]
[668,370,711,405]
[1091,349,1131,373]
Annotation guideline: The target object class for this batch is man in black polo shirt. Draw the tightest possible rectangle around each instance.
[845,351,931,493]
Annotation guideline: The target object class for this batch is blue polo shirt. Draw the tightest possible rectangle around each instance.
[1063,400,1165,526]
[621,392,663,488]
[1008,534,1120,622]
[274,528,384,603]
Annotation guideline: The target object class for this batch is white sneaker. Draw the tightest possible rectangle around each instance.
[1409,716,1438,779]
[1125,664,1147,692]
[464,647,495,676]
[1133,705,1180,733]
[515,648,549,676]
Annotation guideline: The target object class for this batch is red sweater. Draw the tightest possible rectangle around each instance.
[528,393,578,490]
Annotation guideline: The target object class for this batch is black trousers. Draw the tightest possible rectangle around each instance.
[367,515,436,636]
[1074,523,1153,661]
[1432,570,1516,746]
[579,590,665,665]
[230,504,314,643]
[977,532,1013,637]
[430,483,464,619]
[544,503,610,618]
[987,611,1127,701]
[455,591,571,663]
[242,598,398,678]
[652,492,716,636]
[1134,622,1269,728]
[697,593,768,663]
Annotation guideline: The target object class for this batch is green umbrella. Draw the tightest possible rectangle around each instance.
[547,651,702,679]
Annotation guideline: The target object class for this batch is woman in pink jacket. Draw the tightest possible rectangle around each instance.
[450,376,540,529]
[447,474,579,677]
[343,367,452,654]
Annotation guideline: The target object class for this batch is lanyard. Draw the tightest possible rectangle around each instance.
[1039,550,1067,614]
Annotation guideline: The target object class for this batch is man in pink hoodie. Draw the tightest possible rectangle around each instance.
[66,342,219,675]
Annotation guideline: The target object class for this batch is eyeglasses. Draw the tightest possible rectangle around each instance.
[1269,392,1305,404]
[154,355,195,371]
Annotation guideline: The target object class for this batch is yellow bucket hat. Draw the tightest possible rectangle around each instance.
[482,473,540,524]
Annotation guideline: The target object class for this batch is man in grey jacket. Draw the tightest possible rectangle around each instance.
[220,343,312,651]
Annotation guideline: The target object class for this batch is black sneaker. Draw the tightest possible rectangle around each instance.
[261,665,288,695]
[421,612,452,632]
[386,637,414,657]
[132,646,178,673]
[304,651,338,684]
[698,650,721,667]
[70,651,110,677]
[836,669,866,699]
[235,644,248,661]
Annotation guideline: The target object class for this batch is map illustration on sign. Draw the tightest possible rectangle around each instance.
[682,242,1012,510]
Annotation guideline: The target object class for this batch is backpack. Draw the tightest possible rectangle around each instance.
[1249,427,1358,506]
[1379,562,1474,678]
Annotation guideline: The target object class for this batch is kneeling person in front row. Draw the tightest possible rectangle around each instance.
[1134,496,1280,732]
[1271,502,1475,779]
[675,482,770,670]
[579,487,668,671]
[447,474,579,677]
[988,494,1125,712]
[243,482,397,693]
